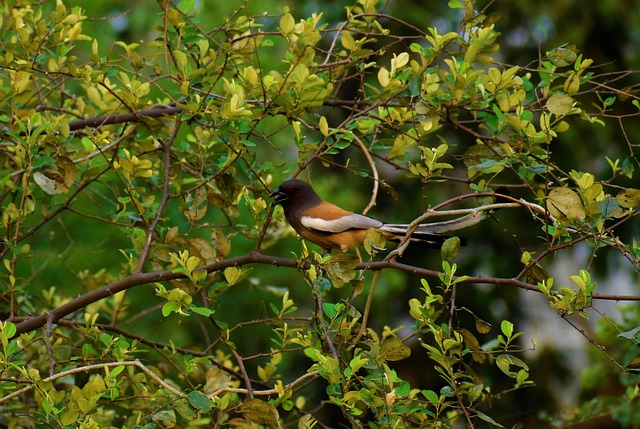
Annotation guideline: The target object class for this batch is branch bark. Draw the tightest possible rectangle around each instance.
[10,251,640,338]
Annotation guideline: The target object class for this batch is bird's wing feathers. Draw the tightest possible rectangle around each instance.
[301,213,383,233]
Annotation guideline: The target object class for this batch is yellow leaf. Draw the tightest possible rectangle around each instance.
[378,67,390,87]
[244,66,259,86]
[341,30,355,50]
[563,72,580,95]
[547,188,586,220]
[546,93,574,116]
[392,52,409,70]
[615,188,640,209]
[237,399,280,427]
[363,228,387,256]
[61,410,80,426]
[224,267,238,285]
[33,156,76,195]
[174,50,188,74]
[379,337,411,362]
[318,116,329,137]
[279,13,295,34]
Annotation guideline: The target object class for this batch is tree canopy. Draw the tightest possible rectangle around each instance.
[0,0,639,427]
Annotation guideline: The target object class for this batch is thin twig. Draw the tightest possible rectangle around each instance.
[0,360,185,405]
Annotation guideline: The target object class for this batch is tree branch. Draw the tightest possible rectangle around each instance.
[11,250,640,338]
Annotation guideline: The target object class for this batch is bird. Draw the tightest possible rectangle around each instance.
[270,179,485,252]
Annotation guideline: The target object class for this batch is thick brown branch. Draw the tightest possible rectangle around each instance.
[11,252,296,337]
[68,105,183,131]
[11,251,640,338]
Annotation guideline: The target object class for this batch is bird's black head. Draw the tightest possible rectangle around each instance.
[269,179,318,208]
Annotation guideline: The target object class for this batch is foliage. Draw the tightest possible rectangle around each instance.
[0,0,639,427]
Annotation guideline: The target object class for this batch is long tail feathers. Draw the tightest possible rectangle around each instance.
[379,212,486,247]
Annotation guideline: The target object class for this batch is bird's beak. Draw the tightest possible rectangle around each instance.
[269,188,287,206]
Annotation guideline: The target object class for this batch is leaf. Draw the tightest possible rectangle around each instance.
[322,302,342,319]
[61,410,80,426]
[616,188,640,209]
[547,45,578,67]
[3,322,16,339]
[33,156,76,195]
[392,52,409,70]
[173,398,198,421]
[187,390,212,412]
[237,398,280,426]
[546,188,586,220]
[459,307,492,334]
[378,67,390,87]
[184,187,208,222]
[363,228,387,256]
[152,410,176,427]
[379,337,411,362]
[279,13,295,34]
[312,276,332,295]
[546,94,574,116]
[324,253,359,288]
[318,116,329,137]
[389,133,415,160]
[341,30,355,50]
[500,320,514,338]
[459,328,486,363]
[162,301,179,317]
[177,0,195,13]
[496,354,529,378]
[224,267,240,285]
[422,389,439,403]
[440,236,460,261]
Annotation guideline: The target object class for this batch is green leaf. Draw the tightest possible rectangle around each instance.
[396,380,411,396]
[496,354,529,378]
[177,0,195,13]
[322,302,341,319]
[152,410,176,427]
[109,365,125,378]
[188,390,212,412]
[191,305,214,317]
[32,155,56,169]
[312,276,332,296]
[440,236,460,261]
[422,389,440,403]
[500,320,514,338]
[162,301,179,317]
[3,322,16,339]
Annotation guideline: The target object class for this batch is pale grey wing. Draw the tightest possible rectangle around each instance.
[382,212,486,234]
[301,213,383,233]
